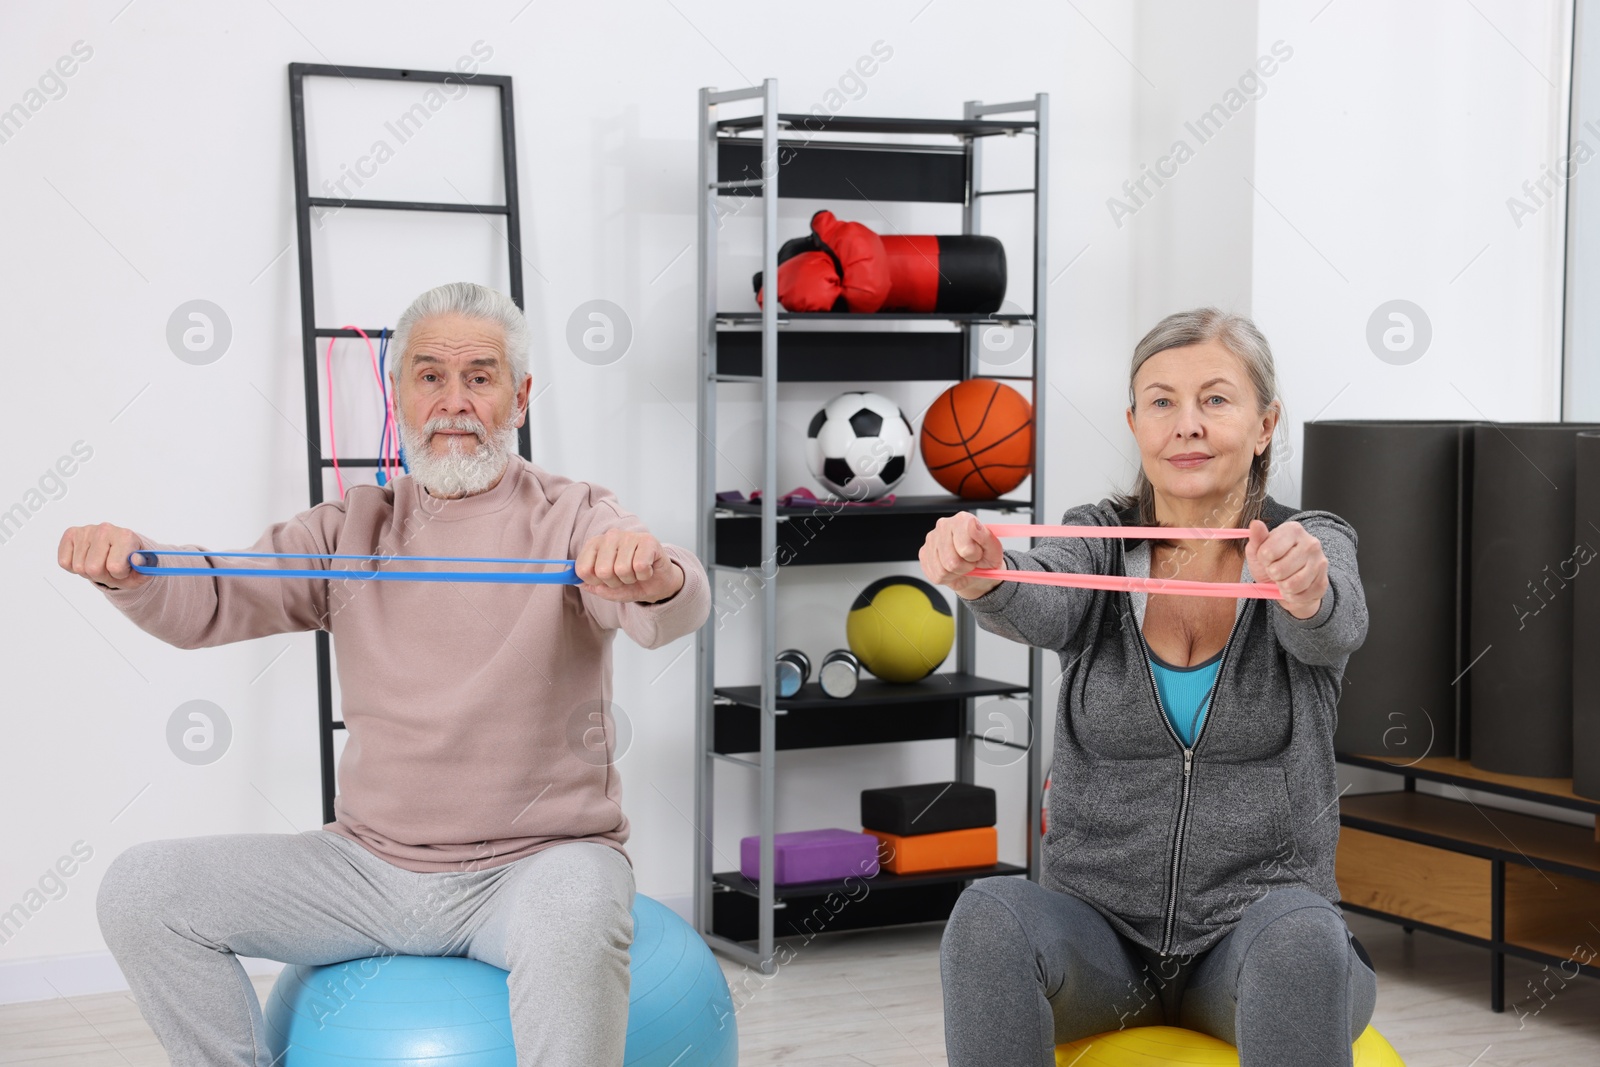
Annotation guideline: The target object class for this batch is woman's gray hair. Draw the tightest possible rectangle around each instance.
[390,282,531,386]
[1110,307,1284,538]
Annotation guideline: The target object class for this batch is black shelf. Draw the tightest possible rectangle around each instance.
[713,861,1026,900]
[717,138,968,203]
[718,670,1027,710]
[715,494,1030,568]
[717,493,1029,517]
[710,862,1027,942]
[715,330,966,381]
[716,114,1035,136]
[714,672,1028,753]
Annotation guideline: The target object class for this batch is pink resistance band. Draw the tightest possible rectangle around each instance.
[967,524,1282,601]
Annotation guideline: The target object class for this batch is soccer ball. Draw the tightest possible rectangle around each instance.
[804,391,914,501]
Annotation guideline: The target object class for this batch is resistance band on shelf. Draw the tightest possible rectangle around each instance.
[325,326,403,499]
[970,523,1282,601]
[129,551,581,585]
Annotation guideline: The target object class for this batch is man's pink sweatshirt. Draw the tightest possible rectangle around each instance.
[100,459,710,873]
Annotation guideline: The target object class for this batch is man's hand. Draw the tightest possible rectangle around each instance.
[575,529,684,604]
[1245,519,1328,620]
[58,523,151,591]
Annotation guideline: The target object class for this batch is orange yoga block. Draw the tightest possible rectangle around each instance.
[866,826,997,874]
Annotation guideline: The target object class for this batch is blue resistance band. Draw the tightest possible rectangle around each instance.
[130,550,581,585]
[376,328,411,477]
[376,328,392,487]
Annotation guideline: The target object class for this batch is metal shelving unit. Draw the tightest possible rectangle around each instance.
[693,80,1049,973]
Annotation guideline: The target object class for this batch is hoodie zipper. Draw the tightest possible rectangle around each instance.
[1144,604,1245,956]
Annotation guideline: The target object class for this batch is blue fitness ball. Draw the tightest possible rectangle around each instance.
[263,894,738,1066]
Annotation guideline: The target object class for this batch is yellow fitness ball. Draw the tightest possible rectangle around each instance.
[845,576,955,683]
[1054,1024,1405,1066]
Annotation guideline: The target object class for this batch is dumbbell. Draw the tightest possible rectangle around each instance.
[775,648,859,698]
[818,649,859,699]
[775,649,811,698]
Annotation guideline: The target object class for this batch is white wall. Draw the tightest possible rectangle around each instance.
[0,0,1146,998]
[1252,0,1571,447]
[1249,0,1575,799]
[0,0,1574,1001]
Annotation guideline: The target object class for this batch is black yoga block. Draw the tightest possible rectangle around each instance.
[1471,421,1600,778]
[1303,420,1480,762]
[860,782,995,836]
[1574,432,1600,799]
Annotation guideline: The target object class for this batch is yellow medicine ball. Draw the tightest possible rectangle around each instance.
[845,576,955,683]
[1054,1024,1405,1066]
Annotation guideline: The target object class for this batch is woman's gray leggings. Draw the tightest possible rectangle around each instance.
[940,878,1377,1067]
[96,830,635,1067]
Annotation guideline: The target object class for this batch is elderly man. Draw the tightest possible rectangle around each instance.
[58,281,709,1067]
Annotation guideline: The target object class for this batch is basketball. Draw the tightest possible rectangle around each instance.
[919,379,1034,499]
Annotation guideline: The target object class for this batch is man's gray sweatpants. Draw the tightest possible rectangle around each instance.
[96,830,635,1067]
[941,878,1377,1067]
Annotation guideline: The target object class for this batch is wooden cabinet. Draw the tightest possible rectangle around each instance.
[1336,755,1600,1011]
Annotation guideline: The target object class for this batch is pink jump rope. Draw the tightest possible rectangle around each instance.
[325,325,404,498]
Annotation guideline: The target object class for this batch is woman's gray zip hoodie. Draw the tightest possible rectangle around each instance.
[962,495,1368,957]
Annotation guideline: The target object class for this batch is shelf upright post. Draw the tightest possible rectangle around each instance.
[955,101,984,790]
[756,77,782,974]
[962,95,1050,881]
[693,85,718,946]
[1028,92,1049,883]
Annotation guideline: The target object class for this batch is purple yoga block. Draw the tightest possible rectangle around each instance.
[739,829,881,885]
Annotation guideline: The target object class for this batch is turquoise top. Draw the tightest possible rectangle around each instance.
[1146,644,1222,748]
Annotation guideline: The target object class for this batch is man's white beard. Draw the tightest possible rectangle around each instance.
[397,410,519,498]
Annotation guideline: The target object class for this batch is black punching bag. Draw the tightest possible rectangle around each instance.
[1470,422,1600,778]
[1574,432,1600,799]
[1302,421,1478,761]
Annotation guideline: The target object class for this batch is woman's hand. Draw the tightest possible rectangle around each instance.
[920,512,1006,599]
[1246,519,1328,619]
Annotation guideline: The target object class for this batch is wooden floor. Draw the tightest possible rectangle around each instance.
[2,914,1597,1065]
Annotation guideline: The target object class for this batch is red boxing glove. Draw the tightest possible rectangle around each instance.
[809,211,890,313]
[753,210,1002,314]
[757,249,841,311]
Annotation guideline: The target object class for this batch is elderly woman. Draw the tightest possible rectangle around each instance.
[922,308,1376,1067]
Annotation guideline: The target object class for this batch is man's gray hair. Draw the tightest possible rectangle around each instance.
[390,282,530,385]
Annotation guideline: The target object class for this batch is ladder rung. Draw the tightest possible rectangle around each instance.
[314,327,391,338]
[973,187,1036,197]
[712,178,766,190]
[307,197,508,215]
[319,458,393,469]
